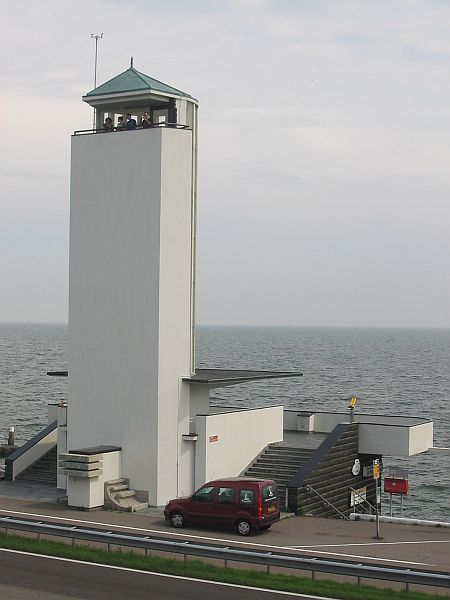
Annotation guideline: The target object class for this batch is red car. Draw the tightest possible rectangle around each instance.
[164,477,280,536]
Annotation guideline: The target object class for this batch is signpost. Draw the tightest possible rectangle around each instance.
[372,459,383,540]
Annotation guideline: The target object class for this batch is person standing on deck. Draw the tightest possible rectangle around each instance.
[126,113,137,130]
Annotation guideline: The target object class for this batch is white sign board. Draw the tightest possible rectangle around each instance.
[350,486,367,507]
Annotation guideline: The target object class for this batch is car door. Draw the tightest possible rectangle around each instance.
[184,485,216,525]
[214,486,237,526]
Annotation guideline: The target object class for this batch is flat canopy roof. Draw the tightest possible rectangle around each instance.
[47,368,303,386]
[182,369,303,385]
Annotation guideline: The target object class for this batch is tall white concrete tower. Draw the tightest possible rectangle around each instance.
[67,64,198,505]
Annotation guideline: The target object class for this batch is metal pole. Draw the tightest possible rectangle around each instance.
[375,499,381,539]
[90,33,103,130]
[390,493,392,517]
[372,462,383,540]
[401,494,404,518]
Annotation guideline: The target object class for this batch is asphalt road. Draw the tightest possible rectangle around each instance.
[0,497,449,572]
[0,549,324,600]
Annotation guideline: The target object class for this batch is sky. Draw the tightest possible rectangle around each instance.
[1,0,449,328]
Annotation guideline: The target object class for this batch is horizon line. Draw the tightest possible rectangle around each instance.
[1,321,449,331]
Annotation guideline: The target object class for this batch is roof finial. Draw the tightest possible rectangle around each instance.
[130,56,134,69]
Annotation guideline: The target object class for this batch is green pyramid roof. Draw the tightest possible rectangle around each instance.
[85,67,193,99]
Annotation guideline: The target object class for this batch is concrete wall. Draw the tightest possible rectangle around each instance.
[194,406,284,489]
[67,450,121,509]
[48,404,68,489]
[311,412,348,432]
[283,410,345,432]
[409,422,434,455]
[359,421,433,456]
[155,130,194,504]
[189,385,210,425]
[283,410,298,430]
[68,128,193,505]
[179,438,195,497]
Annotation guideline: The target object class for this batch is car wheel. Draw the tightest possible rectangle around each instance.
[170,512,184,528]
[236,519,252,536]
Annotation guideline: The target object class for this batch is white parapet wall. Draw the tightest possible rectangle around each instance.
[283,409,433,457]
[194,406,284,489]
[359,421,433,456]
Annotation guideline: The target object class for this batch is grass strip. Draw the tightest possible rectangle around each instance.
[0,532,446,600]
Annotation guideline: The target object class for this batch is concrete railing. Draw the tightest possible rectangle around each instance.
[5,421,57,481]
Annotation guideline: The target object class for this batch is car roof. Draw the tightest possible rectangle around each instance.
[206,477,275,485]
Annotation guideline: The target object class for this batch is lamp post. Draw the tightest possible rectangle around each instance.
[91,33,103,130]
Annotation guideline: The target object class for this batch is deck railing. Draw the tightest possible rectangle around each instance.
[73,122,190,136]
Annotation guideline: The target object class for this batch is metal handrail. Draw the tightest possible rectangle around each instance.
[305,484,349,520]
[0,515,448,590]
[350,487,374,515]
[73,122,190,136]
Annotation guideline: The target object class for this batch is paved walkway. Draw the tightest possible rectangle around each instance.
[0,480,66,503]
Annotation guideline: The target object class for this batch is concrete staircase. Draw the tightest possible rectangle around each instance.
[16,446,57,485]
[104,478,148,512]
[244,444,314,502]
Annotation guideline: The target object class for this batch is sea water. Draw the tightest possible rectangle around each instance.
[0,323,448,521]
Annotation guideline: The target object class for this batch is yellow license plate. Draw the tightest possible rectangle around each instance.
[268,505,276,513]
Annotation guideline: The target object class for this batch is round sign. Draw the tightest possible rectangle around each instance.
[352,459,361,476]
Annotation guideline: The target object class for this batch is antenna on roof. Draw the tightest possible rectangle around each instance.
[90,33,103,130]
[91,33,104,89]
[130,56,134,68]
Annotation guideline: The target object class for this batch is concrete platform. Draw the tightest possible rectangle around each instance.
[281,430,327,449]
[0,480,66,503]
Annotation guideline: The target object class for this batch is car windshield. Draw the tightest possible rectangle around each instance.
[262,484,277,502]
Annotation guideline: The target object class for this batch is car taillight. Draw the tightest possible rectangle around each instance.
[258,495,262,517]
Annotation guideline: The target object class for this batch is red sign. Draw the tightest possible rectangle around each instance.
[384,477,409,495]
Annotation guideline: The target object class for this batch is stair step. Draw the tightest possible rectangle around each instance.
[116,489,136,499]
[265,448,312,453]
[250,461,302,468]
[15,446,58,484]
[129,501,148,512]
[262,450,312,456]
[246,467,299,475]
[109,483,128,492]
[246,473,296,482]
[267,446,313,452]
[251,461,306,470]
[262,457,311,464]
[106,478,128,486]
